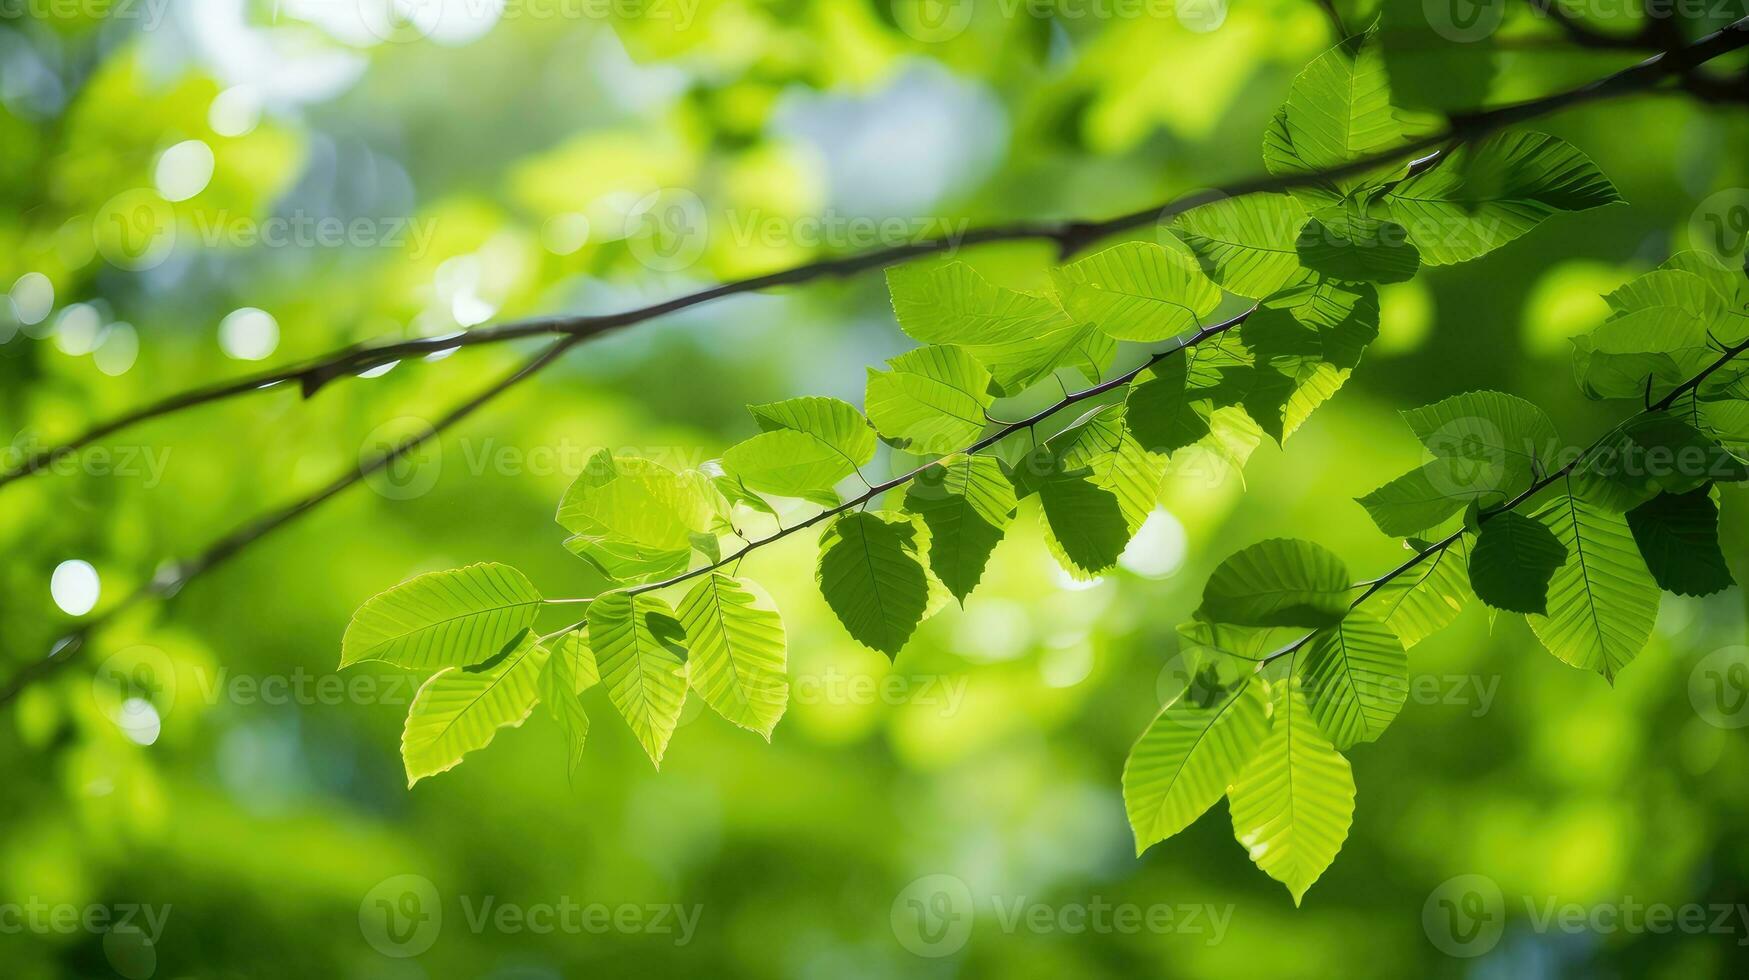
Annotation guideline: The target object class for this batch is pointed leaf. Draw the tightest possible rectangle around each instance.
[1054,241,1222,342]
[589,591,690,767]
[1124,677,1270,855]
[1468,510,1567,615]
[1528,476,1660,682]
[540,630,593,774]
[676,574,789,738]
[1296,613,1408,749]
[1227,683,1357,906]
[1357,539,1472,647]
[402,631,548,786]
[557,451,724,584]
[342,563,543,670]
[903,454,1016,603]
[1627,487,1735,597]
[865,345,993,454]
[816,511,931,656]
[1174,194,1309,298]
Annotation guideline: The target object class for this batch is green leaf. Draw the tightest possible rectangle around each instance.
[402,630,548,787]
[1360,391,1561,534]
[1528,475,1661,683]
[1174,194,1309,298]
[1662,250,1749,312]
[1627,487,1736,597]
[676,574,789,738]
[589,591,691,767]
[903,453,1016,603]
[1295,217,1420,284]
[887,262,1112,394]
[1124,676,1270,856]
[1573,307,1719,402]
[1280,31,1413,186]
[557,451,725,584]
[723,429,856,501]
[1125,355,1212,455]
[342,563,544,670]
[1384,132,1621,265]
[864,345,993,454]
[1227,682,1357,906]
[748,396,878,467]
[1053,241,1223,342]
[816,511,931,656]
[1028,407,1168,577]
[1604,268,1725,322]
[1296,613,1408,750]
[1580,412,1749,503]
[1237,279,1380,443]
[1468,511,1567,615]
[540,630,595,774]
[1198,538,1351,628]
[1356,540,1472,647]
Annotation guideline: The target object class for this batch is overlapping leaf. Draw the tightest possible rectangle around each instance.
[402,630,548,786]
[816,510,931,656]
[1054,241,1223,342]
[342,563,543,670]
[1124,677,1269,855]
[589,590,690,767]
[676,574,789,738]
[1527,476,1661,682]
[903,453,1016,603]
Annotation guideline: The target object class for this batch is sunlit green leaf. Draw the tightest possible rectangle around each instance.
[1198,538,1351,628]
[1296,612,1408,749]
[558,451,725,584]
[342,562,543,670]
[903,453,1016,603]
[1124,676,1269,855]
[865,344,993,453]
[1528,475,1660,683]
[403,630,547,786]
[1174,194,1309,298]
[676,574,788,738]
[589,590,690,767]
[816,510,931,656]
[1054,241,1222,342]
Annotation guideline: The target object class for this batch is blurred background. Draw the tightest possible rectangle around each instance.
[4,0,1749,976]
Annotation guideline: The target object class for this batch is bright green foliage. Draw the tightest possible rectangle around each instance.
[1627,488,1736,597]
[675,574,788,738]
[1382,132,1621,265]
[1054,241,1223,342]
[342,563,544,670]
[557,451,726,583]
[1528,476,1661,683]
[1468,511,1567,615]
[1295,613,1408,750]
[1227,682,1357,906]
[1357,541,1472,648]
[1197,538,1351,628]
[816,511,931,656]
[1295,217,1420,285]
[864,345,993,453]
[402,631,548,787]
[1267,32,1406,212]
[1124,356,1211,454]
[886,262,1111,395]
[1359,391,1560,535]
[1236,279,1380,443]
[725,397,877,503]
[1582,412,1748,503]
[540,630,594,774]
[1173,194,1309,298]
[1124,677,1269,856]
[903,454,1016,603]
[589,591,691,767]
[1027,407,1168,577]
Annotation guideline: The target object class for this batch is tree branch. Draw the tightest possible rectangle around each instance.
[8,13,1747,491]
[4,19,1747,709]
[1255,335,1749,670]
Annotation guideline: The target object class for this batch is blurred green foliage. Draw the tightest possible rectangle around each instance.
[3,1,1749,977]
